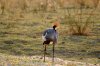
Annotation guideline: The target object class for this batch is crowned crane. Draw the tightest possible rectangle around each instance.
[42,22,60,62]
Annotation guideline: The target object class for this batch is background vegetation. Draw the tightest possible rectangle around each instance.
[0,0,100,66]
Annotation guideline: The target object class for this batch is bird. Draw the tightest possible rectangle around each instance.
[42,22,60,62]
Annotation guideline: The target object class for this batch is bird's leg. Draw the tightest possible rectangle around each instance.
[52,43,55,64]
[44,44,46,62]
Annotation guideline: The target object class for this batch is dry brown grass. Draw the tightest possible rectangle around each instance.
[0,0,100,13]
[67,62,76,66]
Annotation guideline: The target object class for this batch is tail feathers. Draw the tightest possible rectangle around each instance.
[43,41,50,45]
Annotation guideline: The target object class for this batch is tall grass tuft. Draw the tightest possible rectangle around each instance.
[66,0,100,36]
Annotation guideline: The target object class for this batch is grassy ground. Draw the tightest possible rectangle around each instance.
[0,8,100,66]
[0,53,99,66]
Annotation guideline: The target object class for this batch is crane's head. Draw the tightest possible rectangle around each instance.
[53,21,60,29]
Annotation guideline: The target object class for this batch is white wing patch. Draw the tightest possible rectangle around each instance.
[42,32,47,41]
[42,35,46,41]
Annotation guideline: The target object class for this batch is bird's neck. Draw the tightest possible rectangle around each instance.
[53,25,56,30]
[53,27,55,30]
[53,28,57,32]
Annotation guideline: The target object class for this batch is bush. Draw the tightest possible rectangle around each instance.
[65,0,100,36]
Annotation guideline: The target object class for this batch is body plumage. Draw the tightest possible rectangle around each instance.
[42,22,59,62]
